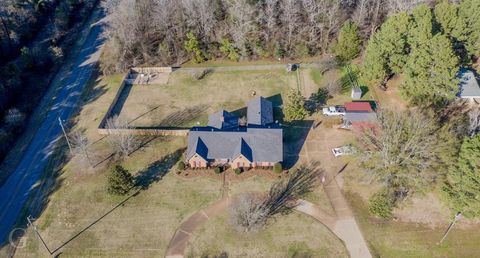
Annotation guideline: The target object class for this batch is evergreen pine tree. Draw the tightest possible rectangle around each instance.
[334,20,362,62]
[284,89,307,122]
[402,34,459,105]
[184,32,205,63]
[444,135,480,218]
[107,164,135,195]
[407,4,435,50]
[362,13,410,84]
[459,0,480,57]
[434,1,468,43]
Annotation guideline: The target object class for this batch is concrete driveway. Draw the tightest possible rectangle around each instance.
[0,8,105,245]
[302,120,372,258]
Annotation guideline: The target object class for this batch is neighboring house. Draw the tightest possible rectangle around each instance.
[457,68,480,100]
[342,102,377,130]
[186,97,283,169]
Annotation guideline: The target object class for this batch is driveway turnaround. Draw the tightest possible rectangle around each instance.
[0,9,105,244]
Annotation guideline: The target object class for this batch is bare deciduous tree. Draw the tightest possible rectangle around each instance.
[106,115,138,158]
[359,109,442,199]
[230,193,268,232]
[227,0,256,57]
[230,163,321,232]
[386,0,432,15]
[70,130,94,168]
[181,0,217,39]
[468,106,480,137]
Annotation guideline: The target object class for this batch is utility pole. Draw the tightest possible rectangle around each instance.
[58,116,73,155]
[439,212,462,245]
[27,215,53,255]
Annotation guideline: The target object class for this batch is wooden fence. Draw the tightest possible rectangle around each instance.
[97,67,190,136]
[98,128,189,136]
[131,66,172,74]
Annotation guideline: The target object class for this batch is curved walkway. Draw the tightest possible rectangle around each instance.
[165,197,230,258]
[165,196,369,258]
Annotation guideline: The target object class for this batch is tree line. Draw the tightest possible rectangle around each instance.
[100,0,433,74]
[359,1,480,218]
[362,0,480,106]
[0,0,97,170]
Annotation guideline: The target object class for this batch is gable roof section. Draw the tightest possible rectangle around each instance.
[247,97,274,126]
[208,110,239,129]
[187,136,208,160]
[345,102,373,112]
[457,68,480,98]
[232,138,253,162]
[187,127,282,163]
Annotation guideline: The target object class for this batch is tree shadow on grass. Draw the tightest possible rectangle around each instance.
[135,148,185,190]
[282,120,313,169]
[263,161,322,216]
[152,105,208,128]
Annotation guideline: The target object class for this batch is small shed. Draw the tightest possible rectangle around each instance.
[351,87,362,100]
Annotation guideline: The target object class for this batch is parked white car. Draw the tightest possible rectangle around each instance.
[322,106,346,116]
[331,145,357,157]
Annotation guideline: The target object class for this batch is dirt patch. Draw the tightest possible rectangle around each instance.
[394,193,451,228]
[301,68,319,98]
[394,193,480,229]
[371,75,408,111]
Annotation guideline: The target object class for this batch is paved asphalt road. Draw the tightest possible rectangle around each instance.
[0,10,105,244]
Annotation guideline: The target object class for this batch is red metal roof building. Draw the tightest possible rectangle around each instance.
[344,102,373,112]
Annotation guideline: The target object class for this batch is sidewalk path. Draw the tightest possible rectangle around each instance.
[165,197,230,258]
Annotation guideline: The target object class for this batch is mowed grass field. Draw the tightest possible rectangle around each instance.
[11,72,224,257]
[187,175,345,257]
[186,211,348,258]
[116,69,297,128]
[11,69,347,257]
[346,193,480,258]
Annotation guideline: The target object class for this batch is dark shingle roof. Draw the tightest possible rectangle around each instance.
[345,112,377,122]
[247,97,274,126]
[189,137,208,160]
[207,110,239,129]
[186,127,282,163]
[232,138,253,162]
[458,68,480,98]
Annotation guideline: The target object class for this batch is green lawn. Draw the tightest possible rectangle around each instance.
[11,71,224,257]
[346,192,480,258]
[310,68,323,85]
[15,139,223,257]
[116,69,296,128]
[186,211,347,258]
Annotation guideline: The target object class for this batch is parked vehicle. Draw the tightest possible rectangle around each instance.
[322,106,346,116]
[331,145,357,157]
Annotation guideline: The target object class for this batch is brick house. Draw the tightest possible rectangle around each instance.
[186,97,283,169]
